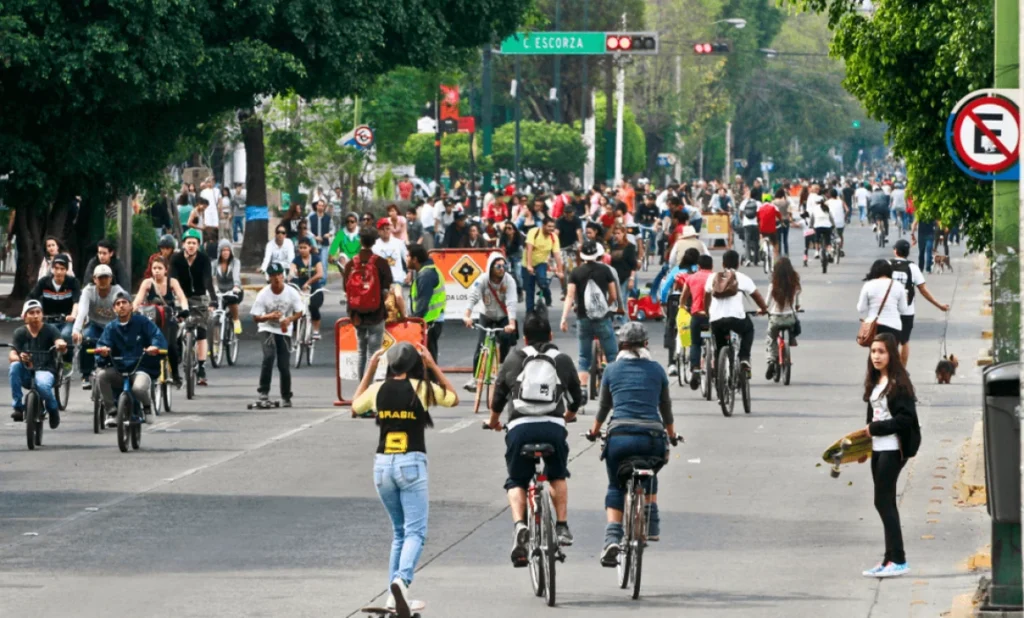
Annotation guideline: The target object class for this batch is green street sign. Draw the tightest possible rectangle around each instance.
[500,32,610,55]
[852,120,861,129]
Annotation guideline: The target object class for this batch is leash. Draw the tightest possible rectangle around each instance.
[939,267,960,359]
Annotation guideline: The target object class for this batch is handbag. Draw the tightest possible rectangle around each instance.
[856,280,893,347]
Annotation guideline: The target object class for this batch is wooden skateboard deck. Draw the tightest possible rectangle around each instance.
[362,600,425,617]
[821,429,872,478]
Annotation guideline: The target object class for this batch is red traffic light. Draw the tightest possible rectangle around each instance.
[606,35,619,51]
[694,43,712,54]
[605,32,658,54]
[693,42,729,54]
[619,36,632,50]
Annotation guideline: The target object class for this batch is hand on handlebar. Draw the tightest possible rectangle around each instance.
[94,347,111,357]
[144,346,161,356]
[462,317,474,329]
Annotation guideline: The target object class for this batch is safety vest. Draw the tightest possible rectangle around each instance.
[412,264,446,323]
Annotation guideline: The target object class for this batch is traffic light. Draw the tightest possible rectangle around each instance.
[693,42,730,55]
[604,32,658,55]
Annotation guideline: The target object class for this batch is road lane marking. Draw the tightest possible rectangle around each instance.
[440,418,478,434]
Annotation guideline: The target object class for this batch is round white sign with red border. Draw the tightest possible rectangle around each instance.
[952,96,1019,173]
[354,125,374,148]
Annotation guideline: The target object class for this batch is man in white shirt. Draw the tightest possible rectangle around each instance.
[889,239,949,365]
[199,179,220,229]
[250,263,304,407]
[417,199,436,250]
[703,250,769,373]
[854,182,871,225]
[373,218,409,289]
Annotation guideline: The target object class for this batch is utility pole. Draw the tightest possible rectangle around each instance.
[991,0,1022,607]
[723,121,732,183]
[482,47,493,191]
[553,0,561,123]
[698,138,704,180]
[514,55,522,187]
[674,54,683,182]
[433,92,442,189]
[604,57,615,184]
[580,0,589,184]
[118,196,132,283]
[613,13,626,186]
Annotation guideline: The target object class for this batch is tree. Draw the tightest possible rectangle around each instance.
[0,0,533,298]
[362,68,434,163]
[799,0,993,249]
[265,94,310,203]
[402,133,490,179]
[591,93,647,179]
[492,121,587,186]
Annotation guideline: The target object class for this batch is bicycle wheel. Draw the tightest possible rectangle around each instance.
[131,416,141,451]
[717,346,734,417]
[542,493,557,607]
[93,391,102,434]
[821,247,828,274]
[676,343,687,387]
[528,494,546,597]
[630,486,646,600]
[589,339,604,401]
[55,363,68,411]
[773,340,783,383]
[184,337,196,400]
[618,480,634,589]
[227,330,239,366]
[152,382,162,416]
[210,320,223,368]
[472,348,490,415]
[294,319,306,368]
[116,394,130,453]
[306,334,315,366]
[25,391,39,450]
[161,379,172,412]
[701,341,713,401]
[783,344,792,386]
[741,365,752,415]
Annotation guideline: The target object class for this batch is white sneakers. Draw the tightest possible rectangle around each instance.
[390,578,410,617]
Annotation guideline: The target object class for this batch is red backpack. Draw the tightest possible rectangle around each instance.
[346,255,382,313]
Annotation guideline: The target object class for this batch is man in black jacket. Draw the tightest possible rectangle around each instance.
[170,229,216,385]
[82,239,130,289]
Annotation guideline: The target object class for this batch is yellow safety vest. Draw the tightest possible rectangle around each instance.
[412,264,446,323]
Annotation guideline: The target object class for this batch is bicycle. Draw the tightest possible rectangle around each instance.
[470,324,506,414]
[153,352,173,414]
[291,284,327,368]
[765,309,804,386]
[873,214,887,247]
[713,313,758,417]
[209,291,240,368]
[179,315,202,400]
[521,440,565,606]
[2,343,60,450]
[44,314,73,411]
[699,324,715,401]
[672,316,690,388]
[87,349,168,452]
[759,235,774,275]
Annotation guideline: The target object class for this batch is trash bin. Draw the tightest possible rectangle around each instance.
[983,362,1021,524]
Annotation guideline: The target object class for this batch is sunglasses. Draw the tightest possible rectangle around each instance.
[276,230,286,235]
[362,217,372,222]
[493,263,506,270]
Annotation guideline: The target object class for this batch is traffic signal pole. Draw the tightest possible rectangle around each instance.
[482,47,493,192]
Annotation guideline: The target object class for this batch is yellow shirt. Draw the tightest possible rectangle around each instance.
[526,228,561,267]
[352,379,458,415]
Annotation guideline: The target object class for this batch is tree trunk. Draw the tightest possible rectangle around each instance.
[2,198,71,311]
[240,110,269,270]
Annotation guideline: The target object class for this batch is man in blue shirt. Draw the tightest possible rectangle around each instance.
[94,290,167,427]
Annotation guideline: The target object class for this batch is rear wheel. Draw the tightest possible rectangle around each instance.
[630,489,645,600]
[773,340,783,383]
[306,335,315,366]
[209,320,223,368]
[676,343,687,387]
[717,346,734,417]
[783,345,792,386]
[529,505,545,597]
[294,319,306,368]
[25,391,39,450]
[701,342,713,401]
[116,394,130,453]
[542,502,557,607]
[618,483,634,589]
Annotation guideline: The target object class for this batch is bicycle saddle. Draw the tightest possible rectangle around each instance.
[521,443,556,457]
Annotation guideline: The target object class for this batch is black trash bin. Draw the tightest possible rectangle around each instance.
[983,362,1021,524]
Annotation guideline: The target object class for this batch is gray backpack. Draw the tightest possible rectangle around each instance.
[583,278,610,320]
[512,346,564,416]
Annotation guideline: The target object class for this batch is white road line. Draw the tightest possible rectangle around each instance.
[440,418,479,434]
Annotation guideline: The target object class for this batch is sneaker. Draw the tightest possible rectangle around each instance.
[10,407,24,422]
[790,338,798,347]
[233,320,242,335]
[555,522,574,546]
[312,331,321,341]
[48,408,60,429]
[463,379,478,393]
[766,362,776,380]
[689,370,701,390]
[668,365,678,377]
[510,522,529,567]
[142,407,151,422]
[875,562,909,578]
[390,578,410,618]
[861,562,885,577]
[82,378,92,390]
[282,399,292,408]
[648,517,660,542]
[600,543,621,567]
[740,360,752,378]
[384,594,396,611]
[104,414,118,429]
[197,365,207,385]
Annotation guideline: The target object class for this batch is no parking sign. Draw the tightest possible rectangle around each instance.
[946,89,1020,181]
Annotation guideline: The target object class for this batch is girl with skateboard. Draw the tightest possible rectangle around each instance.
[861,332,921,578]
[352,343,458,617]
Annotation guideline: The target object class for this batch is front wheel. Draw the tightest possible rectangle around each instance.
[783,344,792,386]
[472,349,490,415]
[210,320,224,368]
[116,394,131,453]
[56,363,71,411]
[294,319,307,369]
[184,339,196,400]
[676,344,687,387]
[152,382,162,416]
[93,392,102,434]
[529,507,546,597]
[741,366,752,415]
[542,506,557,607]
[131,421,141,450]
[717,346,734,417]
[25,391,40,450]
[701,342,713,401]
[227,330,239,366]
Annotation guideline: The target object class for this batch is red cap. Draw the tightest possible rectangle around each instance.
[376,217,391,229]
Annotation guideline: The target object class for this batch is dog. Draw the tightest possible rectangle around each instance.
[935,354,959,384]
[934,254,952,273]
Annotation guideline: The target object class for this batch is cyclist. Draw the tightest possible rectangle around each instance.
[9,300,67,426]
[133,256,189,386]
[30,253,79,348]
[213,239,243,335]
[889,239,949,365]
[94,290,168,426]
[485,313,583,563]
[764,258,801,378]
[805,184,835,262]
[72,265,127,389]
[462,254,518,392]
[170,228,216,386]
[352,342,458,614]
[560,240,619,391]
[680,254,714,389]
[868,184,891,245]
[144,234,178,279]
[703,250,769,376]
[291,236,325,340]
[825,188,848,257]
[261,224,296,274]
[635,192,660,257]
[251,263,304,408]
[555,206,582,300]
[82,239,130,289]
[524,217,564,315]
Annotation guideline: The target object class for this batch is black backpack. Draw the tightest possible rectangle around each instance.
[889,259,916,305]
[742,199,758,220]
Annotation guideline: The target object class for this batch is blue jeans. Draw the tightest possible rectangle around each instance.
[374,452,429,587]
[604,431,667,510]
[858,205,866,222]
[778,223,790,256]
[523,263,551,314]
[232,215,244,242]
[918,236,934,273]
[576,317,618,372]
[78,322,105,378]
[691,218,702,234]
[10,363,58,413]
[689,313,709,370]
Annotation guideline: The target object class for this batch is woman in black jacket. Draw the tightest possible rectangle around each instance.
[861,332,920,578]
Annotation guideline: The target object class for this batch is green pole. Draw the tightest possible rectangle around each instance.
[991,0,1022,608]
[482,47,493,191]
[353,96,361,127]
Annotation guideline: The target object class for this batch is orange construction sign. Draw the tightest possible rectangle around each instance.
[428,248,506,320]
[334,317,427,406]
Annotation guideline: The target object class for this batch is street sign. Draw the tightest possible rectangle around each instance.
[449,255,482,289]
[500,32,637,55]
[946,89,1020,181]
[353,125,374,148]
[656,153,677,167]
[760,161,774,173]
[457,117,476,133]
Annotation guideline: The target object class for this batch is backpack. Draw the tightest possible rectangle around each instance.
[889,259,916,305]
[583,277,611,320]
[346,255,382,313]
[742,199,758,220]
[512,346,564,416]
[711,270,739,298]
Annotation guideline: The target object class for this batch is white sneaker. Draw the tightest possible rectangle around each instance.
[384,594,396,611]
[875,562,909,578]
[104,415,118,429]
[390,578,410,617]
[861,562,885,577]
[667,365,678,377]
[463,379,478,393]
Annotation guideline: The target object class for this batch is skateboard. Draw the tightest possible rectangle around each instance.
[362,600,425,618]
[821,429,872,478]
[247,399,281,409]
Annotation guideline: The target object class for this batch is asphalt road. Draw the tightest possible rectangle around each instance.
[0,224,990,617]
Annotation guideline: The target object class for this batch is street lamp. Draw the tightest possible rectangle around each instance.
[712,18,747,29]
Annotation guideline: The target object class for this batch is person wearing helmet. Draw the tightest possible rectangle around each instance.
[170,228,216,385]
[586,322,678,566]
[144,235,178,279]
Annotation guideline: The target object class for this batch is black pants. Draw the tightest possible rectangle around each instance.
[259,332,292,399]
[872,450,907,564]
[711,316,754,362]
[743,226,760,264]
[307,290,324,322]
[472,316,514,373]
[427,322,444,364]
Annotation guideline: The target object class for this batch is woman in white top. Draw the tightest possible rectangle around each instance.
[38,236,74,279]
[260,223,296,274]
[764,257,801,377]
[857,259,908,338]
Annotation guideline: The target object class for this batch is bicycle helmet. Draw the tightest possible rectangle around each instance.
[617,321,648,345]
[182,228,202,243]
[158,234,177,249]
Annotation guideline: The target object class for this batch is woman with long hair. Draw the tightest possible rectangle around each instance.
[281,203,305,239]
[213,240,244,334]
[133,256,189,386]
[38,236,74,279]
[764,257,801,377]
[861,332,920,578]
[857,259,907,339]
[351,343,458,614]
[773,188,792,257]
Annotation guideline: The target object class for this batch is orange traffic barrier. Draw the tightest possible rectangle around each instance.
[334,317,427,406]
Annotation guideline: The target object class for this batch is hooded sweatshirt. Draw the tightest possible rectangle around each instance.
[212,239,241,293]
[466,254,518,323]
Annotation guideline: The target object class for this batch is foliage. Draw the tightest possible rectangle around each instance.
[492,121,587,184]
[362,67,434,163]
[798,0,993,249]
[302,100,368,193]
[403,133,490,179]
[265,94,310,201]
[105,213,159,288]
[591,92,647,178]
[375,167,396,200]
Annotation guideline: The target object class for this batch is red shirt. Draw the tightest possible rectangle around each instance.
[684,269,712,315]
[484,200,508,223]
[550,195,566,219]
[757,203,780,234]
[397,181,413,201]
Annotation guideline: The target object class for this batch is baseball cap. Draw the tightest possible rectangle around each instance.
[617,321,648,345]
[266,263,286,276]
[93,264,113,278]
[112,290,133,304]
[454,211,467,220]
[579,240,605,262]
[21,299,42,317]
[376,218,391,229]
[386,342,420,375]
[893,239,911,256]
[51,253,70,268]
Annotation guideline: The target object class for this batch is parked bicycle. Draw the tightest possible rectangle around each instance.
[209,291,240,368]
[291,284,327,368]
[470,324,506,414]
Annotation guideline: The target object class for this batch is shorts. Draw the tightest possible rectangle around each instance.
[815,227,834,245]
[899,314,914,344]
[876,323,902,340]
[504,421,570,491]
[759,231,777,245]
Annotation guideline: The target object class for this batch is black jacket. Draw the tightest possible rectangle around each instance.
[83,256,130,289]
[169,251,215,299]
[866,391,921,459]
[491,342,583,423]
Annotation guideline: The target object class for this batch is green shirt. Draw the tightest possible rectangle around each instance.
[178,204,194,228]
[329,230,361,260]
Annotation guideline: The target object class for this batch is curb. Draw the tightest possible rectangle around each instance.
[955,420,987,507]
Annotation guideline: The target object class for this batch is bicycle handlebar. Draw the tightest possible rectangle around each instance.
[472,324,507,334]
[582,430,680,447]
